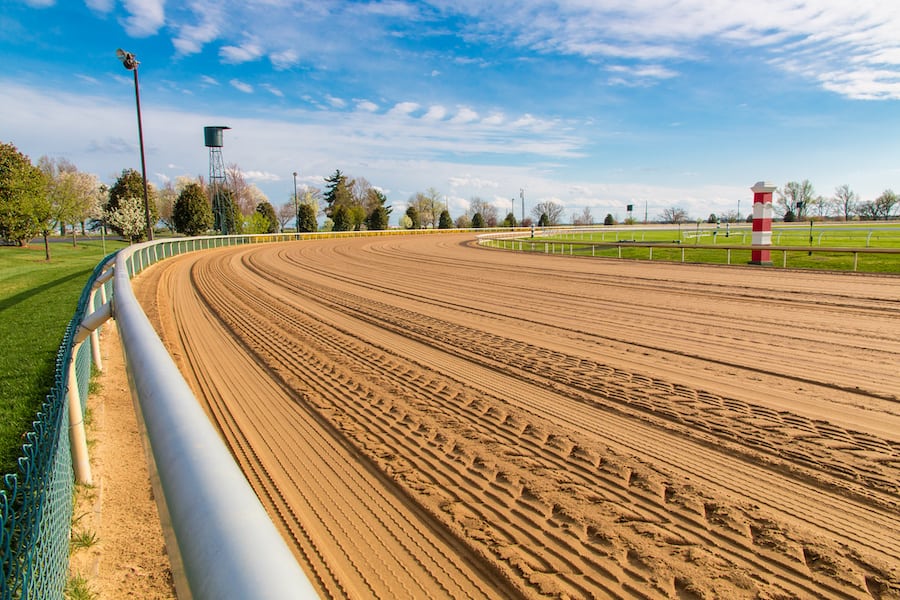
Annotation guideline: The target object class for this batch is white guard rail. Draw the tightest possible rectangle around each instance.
[112,239,318,599]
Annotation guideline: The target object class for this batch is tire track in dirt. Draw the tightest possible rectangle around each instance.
[233,247,899,582]
[138,234,900,599]
[145,251,521,600]
[277,269,900,504]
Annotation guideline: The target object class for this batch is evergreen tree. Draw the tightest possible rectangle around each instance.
[173,182,213,236]
[323,169,354,217]
[255,201,278,233]
[501,212,517,227]
[538,212,550,227]
[366,205,390,230]
[438,209,453,229]
[0,142,49,247]
[297,203,318,232]
[604,213,615,226]
[364,188,392,230]
[405,205,421,229]
[471,212,485,228]
[332,204,352,231]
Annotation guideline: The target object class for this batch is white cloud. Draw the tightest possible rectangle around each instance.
[85,0,113,12]
[200,75,220,86]
[446,1,900,99]
[220,42,264,64]
[120,0,165,37]
[172,4,223,56]
[422,105,447,121]
[243,170,281,182]
[389,101,420,116]
[230,79,253,93]
[326,95,346,108]
[356,100,379,112]
[261,84,284,98]
[450,106,478,124]
[448,176,500,189]
[482,112,505,126]
[24,0,54,7]
[270,49,299,70]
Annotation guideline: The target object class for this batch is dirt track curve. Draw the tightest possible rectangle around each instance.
[133,233,900,599]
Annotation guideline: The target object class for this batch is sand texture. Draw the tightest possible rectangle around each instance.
[132,233,900,599]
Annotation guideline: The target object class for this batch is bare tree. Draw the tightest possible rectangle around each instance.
[277,201,295,231]
[777,180,815,220]
[468,197,499,227]
[831,184,858,220]
[157,180,178,232]
[572,206,594,225]
[660,206,688,224]
[531,200,564,226]
[225,163,255,215]
[857,189,898,220]
[352,176,373,208]
[719,209,742,223]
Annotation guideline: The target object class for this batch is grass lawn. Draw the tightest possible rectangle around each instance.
[0,238,127,476]
[521,223,900,273]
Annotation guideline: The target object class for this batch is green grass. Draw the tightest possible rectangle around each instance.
[0,238,127,476]
[70,527,99,551]
[64,573,97,600]
[521,223,900,273]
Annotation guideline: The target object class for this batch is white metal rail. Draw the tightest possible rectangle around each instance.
[110,238,318,599]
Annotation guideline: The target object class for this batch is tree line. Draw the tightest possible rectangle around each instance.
[0,140,289,253]
[7,138,897,251]
[658,180,899,224]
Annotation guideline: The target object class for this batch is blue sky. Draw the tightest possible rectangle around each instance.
[2,0,900,223]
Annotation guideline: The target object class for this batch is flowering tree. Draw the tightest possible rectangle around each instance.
[105,195,147,242]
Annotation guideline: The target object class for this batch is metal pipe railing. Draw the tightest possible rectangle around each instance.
[112,243,317,599]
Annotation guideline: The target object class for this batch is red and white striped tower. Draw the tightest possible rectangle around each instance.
[749,181,776,265]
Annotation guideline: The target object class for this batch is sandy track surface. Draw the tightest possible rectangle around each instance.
[134,233,900,599]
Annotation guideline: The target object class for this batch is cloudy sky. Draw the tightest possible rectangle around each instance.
[3,1,900,223]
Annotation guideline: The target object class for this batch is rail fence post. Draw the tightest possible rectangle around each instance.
[67,358,92,485]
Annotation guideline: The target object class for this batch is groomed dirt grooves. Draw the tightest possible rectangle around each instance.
[133,233,900,599]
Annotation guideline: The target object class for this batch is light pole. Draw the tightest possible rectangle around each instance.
[293,171,299,231]
[116,48,153,241]
[520,188,525,224]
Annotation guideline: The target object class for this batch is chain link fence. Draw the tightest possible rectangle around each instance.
[1,254,115,600]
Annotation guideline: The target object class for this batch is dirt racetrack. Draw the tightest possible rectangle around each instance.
[133,232,900,599]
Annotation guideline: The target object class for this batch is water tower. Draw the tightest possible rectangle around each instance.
[204,126,231,234]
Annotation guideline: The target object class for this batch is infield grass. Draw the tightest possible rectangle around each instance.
[520,223,900,273]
